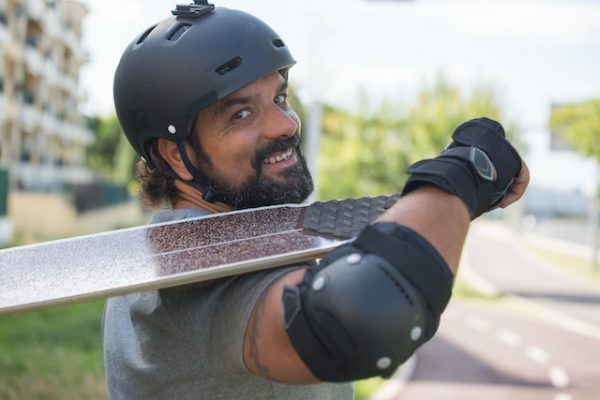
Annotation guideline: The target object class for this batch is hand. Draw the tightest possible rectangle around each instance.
[402,117,524,219]
[499,161,530,209]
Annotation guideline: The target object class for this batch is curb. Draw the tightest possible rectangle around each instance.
[459,232,600,342]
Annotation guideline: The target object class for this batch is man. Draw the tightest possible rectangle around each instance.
[103,1,529,399]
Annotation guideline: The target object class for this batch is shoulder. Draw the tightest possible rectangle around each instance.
[149,208,212,224]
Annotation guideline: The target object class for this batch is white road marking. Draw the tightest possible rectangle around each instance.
[467,317,491,333]
[549,366,570,389]
[497,329,523,347]
[553,393,572,400]
[526,345,549,364]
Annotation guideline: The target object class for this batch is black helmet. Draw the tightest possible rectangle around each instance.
[113,1,296,165]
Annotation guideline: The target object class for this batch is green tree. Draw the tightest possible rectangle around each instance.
[549,99,600,162]
[86,115,137,185]
[319,77,512,200]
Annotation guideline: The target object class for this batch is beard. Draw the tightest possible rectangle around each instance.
[201,135,314,209]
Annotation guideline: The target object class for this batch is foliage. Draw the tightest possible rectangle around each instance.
[86,115,138,185]
[549,99,600,162]
[355,377,385,399]
[318,77,512,200]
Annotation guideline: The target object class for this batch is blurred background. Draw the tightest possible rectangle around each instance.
[0,0,598,399]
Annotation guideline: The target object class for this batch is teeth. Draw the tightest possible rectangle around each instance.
[264,148,293,165]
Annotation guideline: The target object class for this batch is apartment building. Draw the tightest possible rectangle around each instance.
[0,0,93,192]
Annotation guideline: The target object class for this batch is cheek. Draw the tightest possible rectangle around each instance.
[209,137,259,181]
[288,109,301,134]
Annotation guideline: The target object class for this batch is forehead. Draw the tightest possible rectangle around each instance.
[223,71,285,100]
[194,71,286,127]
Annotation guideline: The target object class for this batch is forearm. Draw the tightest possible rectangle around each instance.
[243,185,467,383]
[377,185,470,274]
[243,268,318,383]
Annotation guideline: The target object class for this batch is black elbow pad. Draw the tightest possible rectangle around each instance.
[282,222,453,382]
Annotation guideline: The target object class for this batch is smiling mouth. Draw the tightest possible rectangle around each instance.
[262,147,294,165]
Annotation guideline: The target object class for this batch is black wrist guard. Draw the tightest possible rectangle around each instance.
[402,117,522,219]
[282,222,453,382]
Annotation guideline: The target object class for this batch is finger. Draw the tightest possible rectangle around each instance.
[499,162,530,208]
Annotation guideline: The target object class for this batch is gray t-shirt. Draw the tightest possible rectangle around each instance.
[102,208,353,399]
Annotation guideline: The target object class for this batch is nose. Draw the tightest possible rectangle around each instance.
[262,104,299,140]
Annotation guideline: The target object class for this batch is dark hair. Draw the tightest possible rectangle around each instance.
[134,140,178,209]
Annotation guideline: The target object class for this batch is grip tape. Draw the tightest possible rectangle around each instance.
[301,194,401,239]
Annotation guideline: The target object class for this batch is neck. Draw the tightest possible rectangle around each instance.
[173,180,233,213]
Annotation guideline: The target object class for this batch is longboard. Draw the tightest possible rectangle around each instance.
[0,194,400,315]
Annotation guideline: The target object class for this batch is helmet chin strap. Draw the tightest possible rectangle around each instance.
[175,141,221,203]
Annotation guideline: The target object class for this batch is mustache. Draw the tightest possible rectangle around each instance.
[254,135,301,165]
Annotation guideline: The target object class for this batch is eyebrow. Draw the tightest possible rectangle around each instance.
[217,79,289,115]
[218,96,253,115]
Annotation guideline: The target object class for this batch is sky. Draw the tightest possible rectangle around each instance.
[79,0,600,195]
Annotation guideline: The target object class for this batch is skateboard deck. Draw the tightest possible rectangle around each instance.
[0,194,400,315]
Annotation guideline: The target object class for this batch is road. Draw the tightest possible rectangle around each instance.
[397,300,600,400]
[390,221,600,400]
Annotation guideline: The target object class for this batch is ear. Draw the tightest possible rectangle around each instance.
[157,139,194,181]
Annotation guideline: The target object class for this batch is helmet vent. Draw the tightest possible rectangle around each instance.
[215,57,242,75]
[136,24,158,45]
[272,39,285,48]
[168,24,192,41]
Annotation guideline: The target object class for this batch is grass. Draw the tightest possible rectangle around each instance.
[4,299,384,400]
[452,275,498,302]
[524,243,600,283]
[355,377,386,400]
[0,301,107,400]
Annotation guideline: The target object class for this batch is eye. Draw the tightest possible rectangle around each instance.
[274,94,288,105]
[233,109,252,120]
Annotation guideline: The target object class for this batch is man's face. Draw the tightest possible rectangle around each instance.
[190,71,314,209]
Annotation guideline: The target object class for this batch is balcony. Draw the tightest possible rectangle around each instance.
[62,27,79,54]
[56,119,93,145]
[57,73,78,96]
[24,46,45,75]
[20,102,41,132]
[45,12,60,38]
[26,0,46,22]
[43,60,61,87]
[41,110,59,134]
[16,162,94,189]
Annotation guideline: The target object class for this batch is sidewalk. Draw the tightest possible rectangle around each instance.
[460,220,600,340]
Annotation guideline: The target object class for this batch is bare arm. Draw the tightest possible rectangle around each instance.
[243,186,469,383]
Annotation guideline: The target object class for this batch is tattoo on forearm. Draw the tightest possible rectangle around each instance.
[247,292,271,378]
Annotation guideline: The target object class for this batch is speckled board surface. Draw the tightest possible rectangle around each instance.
[0,194,399,315]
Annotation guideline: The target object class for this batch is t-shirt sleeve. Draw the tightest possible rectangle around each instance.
[160,265,304,376]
